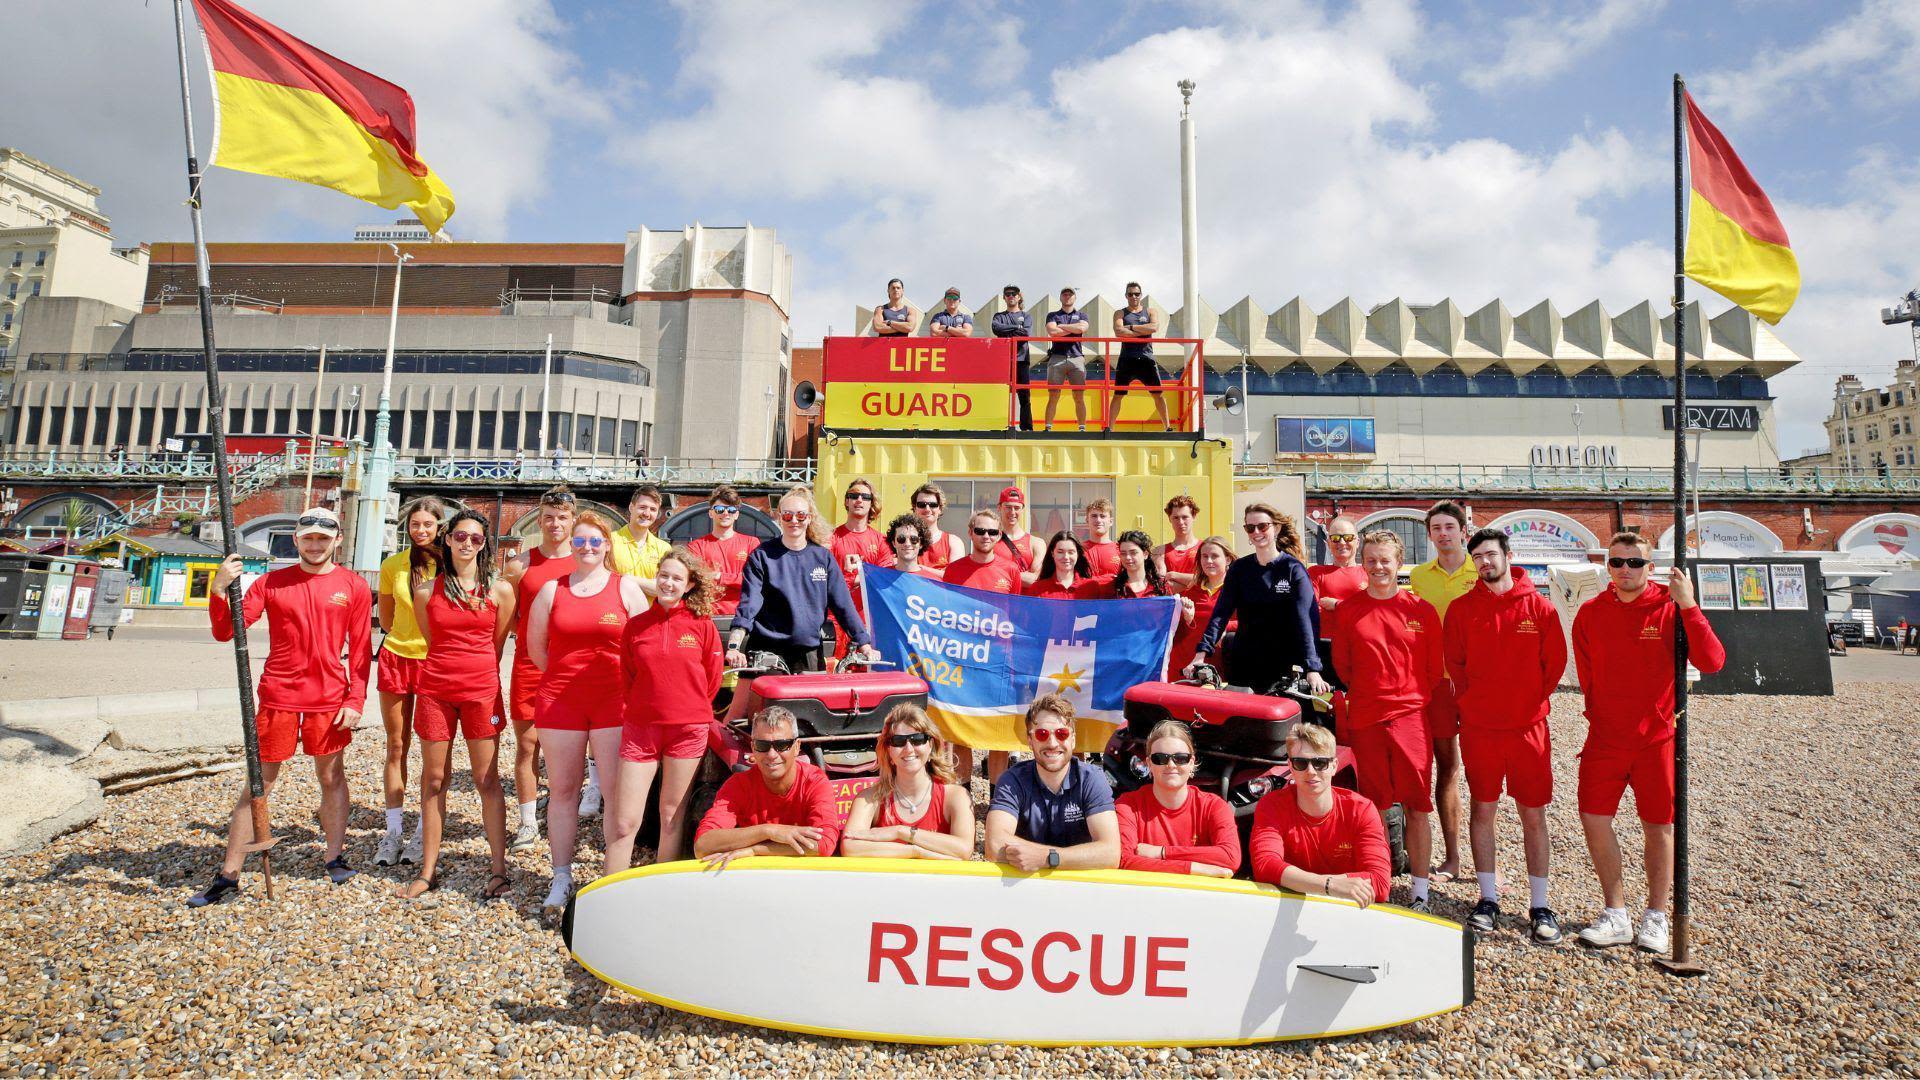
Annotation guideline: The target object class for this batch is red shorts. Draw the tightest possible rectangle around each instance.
[1578,739,1674,825]
[535,695,623,732]
[1461,722,1553,808]
[377,648,425,696]
[258,707,352,763]
[414,695,506,742]
[620,721,710,763]
[1425,679,1460,741]
[1347,712,1434,813]
[509,663,542,726]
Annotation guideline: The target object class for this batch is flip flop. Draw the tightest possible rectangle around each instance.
[484,873,513,901]
[1431,869,1461,884]
[398,875,436,900]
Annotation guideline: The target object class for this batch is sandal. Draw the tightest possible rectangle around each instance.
[398,875,436,899]
[483,873,513,901]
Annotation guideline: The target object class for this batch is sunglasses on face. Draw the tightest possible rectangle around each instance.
[712,505,740,515]
[752,737,798,754]
[1148,752,1194,766]
[845,492,873,502]
[1329,533,1358,543]
[780,511,811,523]
[913,501,940,510]
[1244,521,1275,535]
[1289,756,1336,772]
[570,536,606,550]
[1126,291,1142,297]
[891,534,921,546]
[886,732,932,748]
[447,531,486,546]
[1608,557,1650,569]
[973,527,1001,537]
[1030,726,1073,744]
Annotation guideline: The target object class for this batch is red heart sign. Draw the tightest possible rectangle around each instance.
[1877,522,1912,555]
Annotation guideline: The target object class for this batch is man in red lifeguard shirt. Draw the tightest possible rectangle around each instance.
[1251,723,1390,907]
[694,707,841,867]
[1572,532,1726,954]
[687,484,761,615]
[1329,530,1444,911]
[190,508,371,907]
[1445,528,1567,943]
[1308,515,1368,638]
[943,509,1019,594]
[1081,498,1121,585]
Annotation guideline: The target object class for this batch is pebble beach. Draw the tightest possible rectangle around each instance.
[4,684,1916,1077]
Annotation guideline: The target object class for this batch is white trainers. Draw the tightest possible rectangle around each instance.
[373,831,403,867]
[578,782,602,819]
[1577,908,1634,947]
[401,830,424,865]
[1635,910,1670,953]
[543,873,573,911]
[510,820,540,851]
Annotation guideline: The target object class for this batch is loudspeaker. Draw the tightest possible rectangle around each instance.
[1210,385,1244,415]
[793,381,821,413]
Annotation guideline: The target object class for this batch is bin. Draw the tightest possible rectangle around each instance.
[89,568,132,639]
[35,559,76,639]
[0,554,50,640]
[63,561,101,640]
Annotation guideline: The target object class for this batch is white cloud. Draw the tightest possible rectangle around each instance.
[1461,0,1668,93]
[6,0,600,244]
[1693,0,1920,128]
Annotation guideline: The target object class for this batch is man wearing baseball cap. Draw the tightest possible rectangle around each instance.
[991,285,1034,430]
[190,506,373,906]
[929,288,973,337]
[1043,286,1091,431]
[995,485,1046,587]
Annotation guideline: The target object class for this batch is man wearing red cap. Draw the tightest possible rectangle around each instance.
[995,486,1045,588]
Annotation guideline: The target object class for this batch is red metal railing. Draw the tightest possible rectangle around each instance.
[1004,335,1206,433]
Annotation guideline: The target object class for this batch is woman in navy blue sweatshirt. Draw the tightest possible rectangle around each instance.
[1184,503,1329,697]
[725,487,874,673]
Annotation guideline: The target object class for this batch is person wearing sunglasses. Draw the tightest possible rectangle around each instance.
[1116,721,1239,877]
[1570,531,1725,953]
[1186,503,1327,698]
[373,496,448,869]
[841,704,976,859]
[526,512,650,910]
[1025,531,1100,600]
[991,285,1034,431]
[503,484,578,852]
[1170,536,1235,676]
[941,508,1019,594]
[1250,722,1390,908]
[1409,500,1476,888]
[929,287,973,337]
[607,549,724,873]
[908,482,968,571]
[1307,515,1368,636]
[687,484,760,615]
[1442,528,1568,942]
[1329,529,1445,911]
[729,486,875,674]
[884,513,944,580]
[400,509,517,902]
[830,479,895,659]
[190,507,371,907]
[609,483,672,596]
[694,706,841,868]
[985,694,1120,872]
[1106,281,1173,432]
[1156,494,1203,590]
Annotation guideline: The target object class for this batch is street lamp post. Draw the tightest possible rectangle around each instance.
[350,244,412,571]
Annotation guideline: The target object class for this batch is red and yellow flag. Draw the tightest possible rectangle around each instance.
[1683,91,1797,324]
[192,0,455,233]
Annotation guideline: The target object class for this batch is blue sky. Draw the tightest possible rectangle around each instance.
[14,0,1920,455]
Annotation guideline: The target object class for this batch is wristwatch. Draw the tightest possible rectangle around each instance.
[1046,848,1060,870]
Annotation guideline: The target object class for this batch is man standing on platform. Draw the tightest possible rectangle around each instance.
[929,288,973,337]
[1444,528,1567,943]
[1409,500,1474,883]
[871,278,916,336]
[1572,532,1725,953]
[992,285,1034,431]
[1042,287,1090,432]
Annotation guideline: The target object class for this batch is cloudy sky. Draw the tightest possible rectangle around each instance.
[14,0,1920,455]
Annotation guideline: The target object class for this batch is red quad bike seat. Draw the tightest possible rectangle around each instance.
[1123,681,1302,760]
[748,672,929,737]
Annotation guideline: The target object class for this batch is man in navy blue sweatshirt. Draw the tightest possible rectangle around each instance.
[726,488,874,673]
[1185,503,1328,696]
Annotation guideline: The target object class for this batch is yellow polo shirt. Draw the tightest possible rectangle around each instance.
[610,525,672,580]
[1409,557,1477,624]
[378,549,430,659]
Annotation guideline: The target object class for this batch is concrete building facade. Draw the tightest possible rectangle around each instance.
[0,148,149,357]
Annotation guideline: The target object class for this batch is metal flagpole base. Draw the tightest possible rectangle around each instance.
[1654,915,1708,977]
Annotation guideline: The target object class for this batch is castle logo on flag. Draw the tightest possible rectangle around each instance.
[864,568,1179,753]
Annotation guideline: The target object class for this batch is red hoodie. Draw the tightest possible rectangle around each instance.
[1572,580,1727,750]
[1442,567,1567,733]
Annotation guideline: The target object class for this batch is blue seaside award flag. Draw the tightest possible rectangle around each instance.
[864,567,1180,753]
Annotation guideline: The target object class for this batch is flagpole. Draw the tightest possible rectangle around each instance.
[1659,71,1704,977]
[171,0,276,899]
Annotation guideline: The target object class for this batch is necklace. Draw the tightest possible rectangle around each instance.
[892,783,931,817]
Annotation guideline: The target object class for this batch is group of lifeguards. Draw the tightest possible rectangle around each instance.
[187,479,1725,959]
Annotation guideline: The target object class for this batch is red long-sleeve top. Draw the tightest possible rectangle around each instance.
[1442,568,1568,733]
[623,602,724,726]
[1328,589,1444,729]
[1572,581,1727,751]
[210,564,372,714]
[1115,787,1242,875]
[1250,785,1391,900]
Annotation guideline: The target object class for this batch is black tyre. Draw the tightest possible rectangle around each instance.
[1384,803,1410,877]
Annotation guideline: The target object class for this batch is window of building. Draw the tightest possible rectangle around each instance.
[114,407,134,446]
[91,406,110,445]
[272,408,293,434]
[641,422,653,457]
[550,413,572,451]
[34,250,46,266]
[927,477,1016,537]
[249,407,269,433]
[1361,515,1433,564]
[29,283,40,297]
[595,416,616,455]
[1027,478,1118,541]
[228,408,244,434]
[23,406,43,444]
[137,406,156,446]
[406,409,428,450]
[318,411,336,437]
[2,313,10,331]
[6,284,15,299]
[477,411,496,451]
[619,419,638,457]
[499,411,519,450]
[575,414,595,453]
[8,252,18,267]
[45,407,67,446]
[160,407,180,440]
[432,410,451,450]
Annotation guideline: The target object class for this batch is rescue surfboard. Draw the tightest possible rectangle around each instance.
[566,858,1471,1046]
